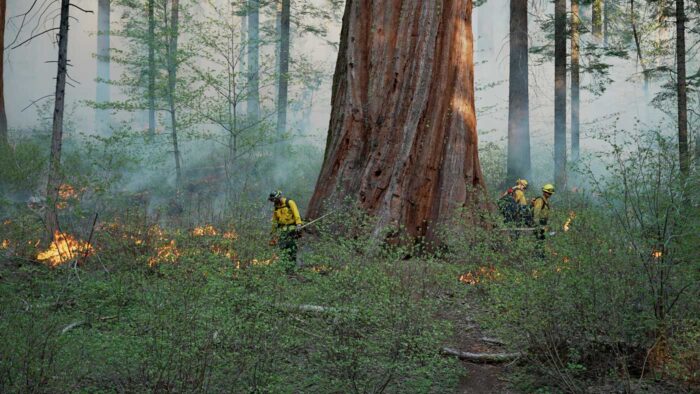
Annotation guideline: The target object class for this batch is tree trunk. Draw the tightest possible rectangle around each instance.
[307,0,485,241]
[592,0,603,40]
[277,0,290,138]
[554,0,567,188]
[676,0,688,177]
[148,0,156,138]
[571,0,580,163]
[603,0,610,44]
[96,0,111,134]
[247,0,260,121]
[0,0,7,146]
[46,0,71,235]
[167,0,182,190]
[507,0,531,184]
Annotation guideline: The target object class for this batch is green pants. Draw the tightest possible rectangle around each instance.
[277,227,299,271]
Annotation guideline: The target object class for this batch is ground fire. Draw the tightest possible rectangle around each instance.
[36,231,93,267]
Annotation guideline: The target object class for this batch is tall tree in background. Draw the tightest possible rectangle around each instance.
[0,0,7,146]
[147,0,156,137]
[675,0,688,177]
[308,0,485,241]
[247,0,260,121]
[166,0,183,190]
[571,0,581,162]
[46,0,71,234]
[276,0,290,137]
[554,0,567,187]
[507,0,531,183]
[96,0,111,134]
[592,0,603,39]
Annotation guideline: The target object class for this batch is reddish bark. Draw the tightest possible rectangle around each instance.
[307,0,484,240]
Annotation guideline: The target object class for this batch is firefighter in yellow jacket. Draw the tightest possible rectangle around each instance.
[532,184,555,240]
[269,191,303,265]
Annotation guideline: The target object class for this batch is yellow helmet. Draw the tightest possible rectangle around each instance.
[542,184,555,194]
[516,179,529,188]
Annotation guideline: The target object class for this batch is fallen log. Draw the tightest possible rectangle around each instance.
[480,336,507,346]
[441,347,522,364]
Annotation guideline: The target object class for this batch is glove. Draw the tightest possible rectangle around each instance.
[296,224,302,234]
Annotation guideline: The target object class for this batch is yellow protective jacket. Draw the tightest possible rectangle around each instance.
[532,196,550,226]
[513,188,528,206]
[271,198,303,232]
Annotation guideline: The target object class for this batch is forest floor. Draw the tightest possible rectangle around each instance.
[446,300,517,393]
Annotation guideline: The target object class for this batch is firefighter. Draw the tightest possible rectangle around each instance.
[498,179,531,225]
[512,179,529,206]
[268,191,303,268]
[532,184,555,240]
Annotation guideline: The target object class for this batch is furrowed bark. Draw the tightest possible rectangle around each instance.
[308,0,485,241]
[507,0,531,184]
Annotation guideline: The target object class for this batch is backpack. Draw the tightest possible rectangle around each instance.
[497,188,520,223]
[498,188,534,226]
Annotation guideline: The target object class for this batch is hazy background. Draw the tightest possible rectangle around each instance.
[4,0,678,189]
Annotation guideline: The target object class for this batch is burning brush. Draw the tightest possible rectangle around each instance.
[37,231,94,267]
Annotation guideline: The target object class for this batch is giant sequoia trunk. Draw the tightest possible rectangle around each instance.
[0,0,7,146]
[507,0,531,184]
[554,0,567,187]
[96,0,111,134]
[46,0,71,235]
[307,0,484,240]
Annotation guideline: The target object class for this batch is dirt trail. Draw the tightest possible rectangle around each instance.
[447,304,518,393]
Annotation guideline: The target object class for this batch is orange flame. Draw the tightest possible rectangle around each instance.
[652,249,663,260]
[37,231,93,267]
[563,211,576,232]
[459,266,501,285]
[148,240,180,267]
[223,230,238,240]
[193,225,218,237]
[1,239,9,249]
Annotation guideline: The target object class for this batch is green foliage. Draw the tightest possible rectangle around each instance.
[0,211,459,393]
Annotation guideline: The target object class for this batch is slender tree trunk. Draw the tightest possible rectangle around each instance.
[277,0,290,138]
[96,0,111,134]
[676,0,689,177]
[630,0,649,94]
[571,0,581,163]
[507,0,531,184]
[554,0,567,188]
[46,0,71,235]
[148,0,156,137]
[603,0,610,44]
[167,0,182,190]
[247,0,260,121]
[0,0,7,146]
[592,0,603,39]
[308,0,485,241]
